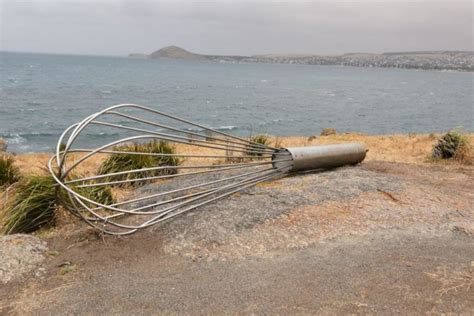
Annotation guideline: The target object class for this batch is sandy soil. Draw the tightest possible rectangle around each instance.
[1,159,473,314]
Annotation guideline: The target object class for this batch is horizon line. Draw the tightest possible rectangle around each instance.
[2,48,473,59]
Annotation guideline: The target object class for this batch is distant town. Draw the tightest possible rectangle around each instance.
[130,46,474,72]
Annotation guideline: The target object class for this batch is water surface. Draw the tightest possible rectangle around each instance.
[1,52,472,152]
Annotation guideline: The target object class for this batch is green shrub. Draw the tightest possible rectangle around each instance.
[79,185,115,206]
[0,173,116,234]
[0,154,20,187]
[432,129,471,163]
[245,134,270,157]
[98,140,182,187]
[0,175,57,234]
[60,183,116,210]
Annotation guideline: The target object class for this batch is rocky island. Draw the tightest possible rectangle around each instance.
[129,46,474,71]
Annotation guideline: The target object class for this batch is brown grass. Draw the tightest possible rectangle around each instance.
[2,133,472,236]
[277,133,474,165]
[454,140,473,165]
[12,133,474,175]
[14,153,108,177]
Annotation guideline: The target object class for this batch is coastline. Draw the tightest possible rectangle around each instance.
[132,46,474,72]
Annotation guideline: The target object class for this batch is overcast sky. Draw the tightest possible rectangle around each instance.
[1,0,472,56]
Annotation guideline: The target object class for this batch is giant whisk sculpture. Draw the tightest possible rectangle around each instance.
[49,104,366,235]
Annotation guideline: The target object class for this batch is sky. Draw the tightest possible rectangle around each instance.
[0,0,472,56]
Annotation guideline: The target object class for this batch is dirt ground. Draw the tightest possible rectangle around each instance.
[1,159,473,314]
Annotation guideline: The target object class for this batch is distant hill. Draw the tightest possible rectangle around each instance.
[149,46,206,60]
[129,46,474,71]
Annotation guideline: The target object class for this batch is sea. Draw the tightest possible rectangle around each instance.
[1,51,473,153]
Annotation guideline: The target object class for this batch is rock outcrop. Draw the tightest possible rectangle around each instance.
[0,234,47,283]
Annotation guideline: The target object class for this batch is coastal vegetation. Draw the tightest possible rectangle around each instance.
[0,173,116,234]
[0,175,57,234]
[62,182,116,211]
[0,154,20,187]
[0,140,180,234]
[246,134,270,157]
[223,134,271,163]
[98,140,182,187]
[431,129,471,164]
[0,132,473,235]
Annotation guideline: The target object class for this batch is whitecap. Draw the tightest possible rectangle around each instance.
[3,133,26,144]
[216,125,236,131]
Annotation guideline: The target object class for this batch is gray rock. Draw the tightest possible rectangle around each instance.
[0,234,47,283]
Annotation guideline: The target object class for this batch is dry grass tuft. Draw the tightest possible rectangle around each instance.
[0,175,57,234]
[0,173,116,235]
[0,153,20,187]
[431,129,472,164]
[245,134,270,157]
[98,140,182,187]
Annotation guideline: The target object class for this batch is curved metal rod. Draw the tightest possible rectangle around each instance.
[63,148,276,159]
[104,111,272,151]
[65,159,290,184]
[65,165,281,232]
[75,159,291,188]
[49,152,281,218]
[49,103,290,235]
[90,121,275,154]
[101,104,279,150]
[99,171,283,234]
[88,167,276,211]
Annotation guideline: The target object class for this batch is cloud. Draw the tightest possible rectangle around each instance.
[1,0,472,55]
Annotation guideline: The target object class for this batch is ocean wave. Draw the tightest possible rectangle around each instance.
[256,119,284,127]
[94,132,121,137]
[0,133,27,144]
[0,131,122,141]
[184,125,237,132]
[216,125,236,131]
[1,132,56,138]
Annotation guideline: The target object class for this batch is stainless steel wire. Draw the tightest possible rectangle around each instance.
[48,104,292,235]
